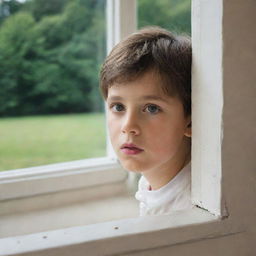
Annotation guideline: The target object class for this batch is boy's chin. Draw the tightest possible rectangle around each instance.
[119,159,148,173]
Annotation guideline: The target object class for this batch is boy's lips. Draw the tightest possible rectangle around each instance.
[120,143,144,155]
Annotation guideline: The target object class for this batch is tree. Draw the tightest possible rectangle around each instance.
[0,0,106,116]
[0,12,40,116]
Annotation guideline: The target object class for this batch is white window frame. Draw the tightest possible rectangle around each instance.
[1,0,243,255]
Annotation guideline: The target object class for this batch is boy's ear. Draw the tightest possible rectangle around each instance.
[184,118,192,138]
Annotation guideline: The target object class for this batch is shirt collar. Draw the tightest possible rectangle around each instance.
[135,161,191,207]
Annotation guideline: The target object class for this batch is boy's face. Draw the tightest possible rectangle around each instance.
[106,71,191,173]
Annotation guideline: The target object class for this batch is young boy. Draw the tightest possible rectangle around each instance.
[100,27,192,216]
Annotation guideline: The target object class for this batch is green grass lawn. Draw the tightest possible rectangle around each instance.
[0,113,106,171]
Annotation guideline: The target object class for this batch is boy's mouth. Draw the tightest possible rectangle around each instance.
[120,143,144,155]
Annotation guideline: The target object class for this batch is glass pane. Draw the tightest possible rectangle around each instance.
[0,0,106,171]
[138,0,191,35]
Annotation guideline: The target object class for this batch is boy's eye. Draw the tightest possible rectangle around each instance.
[111,103,125,112]
[144,104,161,114]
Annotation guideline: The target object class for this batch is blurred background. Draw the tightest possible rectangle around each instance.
[0,0,190,171]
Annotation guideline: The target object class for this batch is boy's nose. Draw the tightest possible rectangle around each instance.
[121,112,140,136]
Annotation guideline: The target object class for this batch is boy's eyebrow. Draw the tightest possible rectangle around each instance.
[107,96,123,102]
[142,95,170,103]
[107,95,170,103]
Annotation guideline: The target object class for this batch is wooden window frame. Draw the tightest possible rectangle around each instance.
[1,1,243,255]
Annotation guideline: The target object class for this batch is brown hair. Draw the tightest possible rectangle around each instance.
[100,26,192,117]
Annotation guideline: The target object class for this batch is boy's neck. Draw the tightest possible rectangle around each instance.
[143,139,191,191]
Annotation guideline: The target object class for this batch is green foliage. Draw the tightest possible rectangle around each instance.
[0,12,41,115]
[23,0,69,21]
[0,0,106,116]
[138,0,191,34]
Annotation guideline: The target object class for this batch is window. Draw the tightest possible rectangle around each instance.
[0,0,107,171]
[2,0,254,255]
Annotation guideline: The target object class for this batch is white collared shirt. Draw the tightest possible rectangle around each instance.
[135,162,193,216]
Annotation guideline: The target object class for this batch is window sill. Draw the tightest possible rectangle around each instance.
[0,157,126,200]
[1,207,242,256]
[0,190,138,239]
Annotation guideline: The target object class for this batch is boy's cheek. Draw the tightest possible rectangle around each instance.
[107,114,122,132]
[107,119,118,136]
[107,120,120,147]
[107,115,114,132]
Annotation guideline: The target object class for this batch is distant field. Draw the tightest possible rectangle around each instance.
[0,113,106,171]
